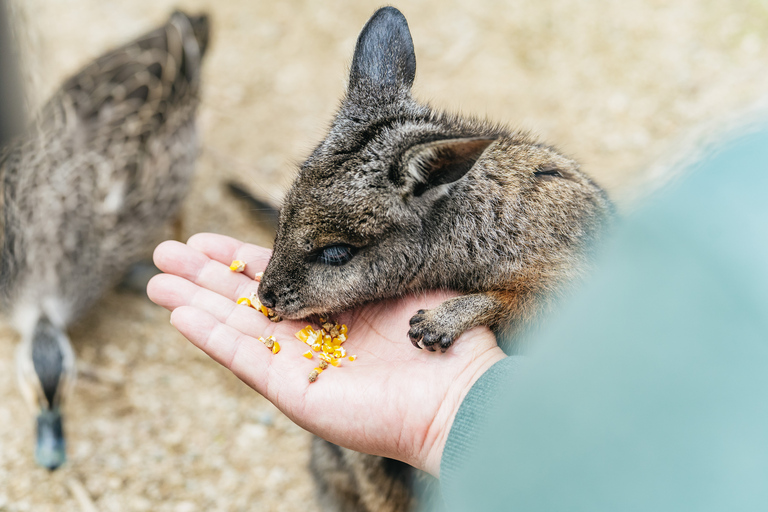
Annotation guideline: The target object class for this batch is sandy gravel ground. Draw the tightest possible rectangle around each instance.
[2,1,768,511]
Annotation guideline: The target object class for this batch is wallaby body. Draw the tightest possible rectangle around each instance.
[258,7,612,511]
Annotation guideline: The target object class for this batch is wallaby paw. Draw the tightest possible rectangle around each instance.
[408,309,457,352]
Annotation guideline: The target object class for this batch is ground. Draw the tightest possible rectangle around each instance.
[2,1,768,511]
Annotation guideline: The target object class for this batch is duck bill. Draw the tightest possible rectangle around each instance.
[35,409,66,471]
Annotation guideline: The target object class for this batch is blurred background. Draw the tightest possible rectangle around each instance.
[1,0,768,510]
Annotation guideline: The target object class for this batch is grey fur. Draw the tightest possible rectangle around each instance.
[1,11,208,316]
[259,7,613,511]
[1,10,208,468]
[309,436,417,512]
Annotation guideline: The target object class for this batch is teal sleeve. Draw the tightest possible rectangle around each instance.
[440,356,525,485]
[437,126,768,511]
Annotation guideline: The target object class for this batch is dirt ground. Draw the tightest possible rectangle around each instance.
[2,1,768,511]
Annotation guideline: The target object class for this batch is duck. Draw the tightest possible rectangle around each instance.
[0,10,209,470]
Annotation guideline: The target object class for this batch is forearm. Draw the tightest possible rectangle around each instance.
[439,356,526,482]
[419,343,509,477]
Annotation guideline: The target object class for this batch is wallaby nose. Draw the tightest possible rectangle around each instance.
[259,288,277,309]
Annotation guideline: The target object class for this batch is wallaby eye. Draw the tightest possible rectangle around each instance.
[317,245,356,266]
[534,164,563,178]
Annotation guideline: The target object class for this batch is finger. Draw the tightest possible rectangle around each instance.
[147,272,194,311]
[186,233,272,280]
[153,238,261,302]
[149,273,281,342]
[170,305,270,382]
[170,306,312,402]
[185,232,243,261]
[153,240,209,281]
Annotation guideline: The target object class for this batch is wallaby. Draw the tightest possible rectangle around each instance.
[258,7,613,511]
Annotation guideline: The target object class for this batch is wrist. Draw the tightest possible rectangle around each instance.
[419,328,506,477]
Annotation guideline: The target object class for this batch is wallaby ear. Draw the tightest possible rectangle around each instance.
[348,7,416,94]
[403,138,497,197]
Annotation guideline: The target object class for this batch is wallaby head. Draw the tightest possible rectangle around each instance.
[260,8,491,317]
[259,7,611,343]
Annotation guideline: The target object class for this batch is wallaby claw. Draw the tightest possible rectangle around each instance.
[407,310,458,352]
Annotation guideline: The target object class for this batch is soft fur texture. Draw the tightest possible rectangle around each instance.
[0,11,208,469]
[1,11,208,326]
[259,6,613,511]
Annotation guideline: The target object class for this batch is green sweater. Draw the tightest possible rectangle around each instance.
[439,126,768,511]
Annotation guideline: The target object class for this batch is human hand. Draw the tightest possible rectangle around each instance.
[147,233,505,477]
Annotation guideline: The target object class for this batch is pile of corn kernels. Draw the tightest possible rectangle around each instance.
[231,260,355,383]
[295,322,355,382]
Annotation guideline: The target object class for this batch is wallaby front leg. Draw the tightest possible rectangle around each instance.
[408,292,507,352]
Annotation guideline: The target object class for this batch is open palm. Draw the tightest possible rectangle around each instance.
[147,233,504,476]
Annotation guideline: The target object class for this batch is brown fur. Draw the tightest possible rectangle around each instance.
[0,11,208,470]
[258,7,613,511]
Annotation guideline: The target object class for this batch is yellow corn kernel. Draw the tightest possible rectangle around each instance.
[254,271,263,282]
[318,359,328,370]
[302,351,313,359]
[318,353,340,366]
[229,260,246,272]
[322,344,333,355]
[306,331,320,346]
[348,355,356,362]
[335,333,347,344]
[323,334,332,346]
[296,329,310,342]
[312,343,322,352]
[339,324,348,335]
[272,341,281,354]
[260,335,275,349]
[333,347,346,359]
[236,297,251,307]
[260,305,269,317]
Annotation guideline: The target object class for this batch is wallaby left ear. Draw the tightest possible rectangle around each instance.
[403,138,497,197]
[348,7,416,95]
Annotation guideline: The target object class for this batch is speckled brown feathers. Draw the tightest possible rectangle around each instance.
[0,11,208,470]
[258,7,613,512]
[0,11,208,323]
